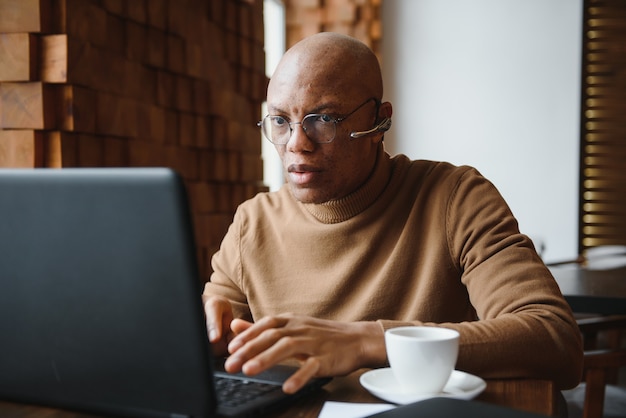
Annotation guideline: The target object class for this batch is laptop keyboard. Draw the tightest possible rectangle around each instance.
[214,376,283,408]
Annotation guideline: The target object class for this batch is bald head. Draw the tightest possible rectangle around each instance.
[268,32,383,103]
[264,33,392,204]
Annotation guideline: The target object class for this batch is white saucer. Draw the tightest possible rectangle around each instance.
[359,368,487,405]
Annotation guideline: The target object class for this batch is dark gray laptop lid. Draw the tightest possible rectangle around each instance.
[0,168,216,417]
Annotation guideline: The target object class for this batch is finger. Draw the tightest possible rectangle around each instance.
[204,296,233,342]
[225,331,282,373]
[227,325,296,374]
[282,357,321,394]
[224,319,253,362]
[231,318,253,334]
[228,316,285,352]
[242,327,314,377]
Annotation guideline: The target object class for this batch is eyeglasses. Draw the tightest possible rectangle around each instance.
[258,98,378,145]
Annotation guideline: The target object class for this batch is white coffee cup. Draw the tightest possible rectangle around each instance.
[385,326,460,394]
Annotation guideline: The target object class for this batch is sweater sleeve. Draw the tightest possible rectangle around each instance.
[203,208,253,322]
[379,166,583,389]
[444,167,582,389]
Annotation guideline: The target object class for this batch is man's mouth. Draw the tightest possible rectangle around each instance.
[287,164,322,185]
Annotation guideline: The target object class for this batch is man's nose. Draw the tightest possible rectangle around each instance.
[286,122,315,152]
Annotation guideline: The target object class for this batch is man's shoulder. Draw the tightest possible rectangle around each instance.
[392,154,480,184]
[235,186,294,216]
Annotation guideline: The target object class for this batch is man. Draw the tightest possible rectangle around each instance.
[203,32,583,394]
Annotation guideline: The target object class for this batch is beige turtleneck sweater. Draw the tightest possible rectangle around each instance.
[204,149,583,389]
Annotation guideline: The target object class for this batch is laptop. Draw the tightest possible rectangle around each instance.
[0,168,330,418]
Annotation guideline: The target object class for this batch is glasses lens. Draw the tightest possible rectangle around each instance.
[262,116,290,144]
[260,114,337,144]
[302,114,336,143]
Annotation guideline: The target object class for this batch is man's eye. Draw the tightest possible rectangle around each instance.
[317,114,333,123]
[272,117,287,126]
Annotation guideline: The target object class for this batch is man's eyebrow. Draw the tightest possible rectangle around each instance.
[267,103,340,116]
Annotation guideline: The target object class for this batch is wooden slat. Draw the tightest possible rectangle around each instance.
[0,33,38,81]
[0,82,96,131]
[60,84,97,132]
[40,34,67,82]
[0,82,47,128]
[0,0,59,33]
[64,0,108,47]
[0,129,41,167]
[0,0,42,32]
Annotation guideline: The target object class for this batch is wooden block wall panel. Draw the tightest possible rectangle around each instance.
[0,33,37,81]
[195,116,211,148]
[290,0,321,7]
[49,37,97,86]
[125,0,147,24]
[225,1,238,32]
[126,61,152,102]
[127,139,165,167]
[0,0,267,282]
[250,0,264,45]
[187,182,219,213]
[64,0,108,48]
[224,33,238,65]
[59,85,97,132]
[0,129,39,167]
[196,214,234,249]
[285,0,382,56]
[0,82,46,128]
[76,133,105,167]
[103,137,128,167]
[166,0,189,39]
[192,79,211,116]
[209,116,228,151]
[96,50,130,96]
[105,14,125,56]
[101,0,124,16]
[44,130,86,167]
[209,85,234,119]
[145,104,167,143]
[42,130,62,167]
[165,145,199,180]
[175,76,194,113]
[0,82,99,131]
[178,112,197,147]
[40,34,67,82]
[243,125,262,155]
[125,20,147,62]
[185,43,205,79]
[146,26,166,68]
[156,70,175,107]
[241,154,263,182]
[166,34,186,74]
[323,0,357,22]
[227,151,241,181]
[0,0,39,32]
[217,183,236,213]
[225,120,243,152]
[146,0,167,30]
[163,109,179,146]
[202,21,224,62]
[95,92,138,138]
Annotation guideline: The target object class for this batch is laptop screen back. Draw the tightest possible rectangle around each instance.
[0,168,217,417]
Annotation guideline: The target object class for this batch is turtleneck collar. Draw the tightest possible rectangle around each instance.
[300,146,393,224]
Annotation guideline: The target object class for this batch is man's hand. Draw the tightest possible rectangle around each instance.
[223,314,387,393]
[203,295,237,356]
